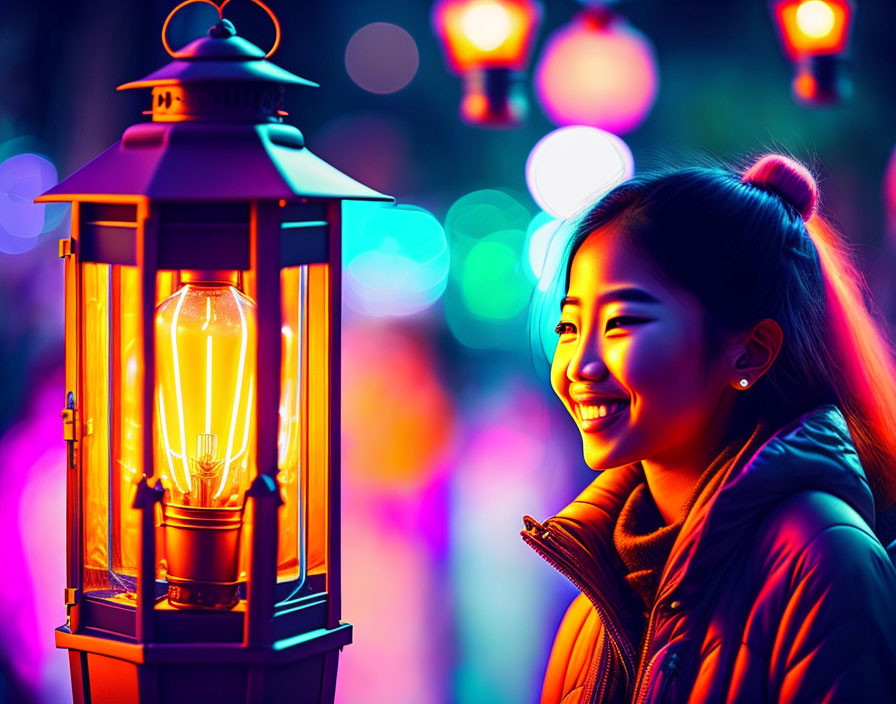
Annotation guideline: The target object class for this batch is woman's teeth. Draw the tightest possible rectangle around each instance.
[579,401,627,420]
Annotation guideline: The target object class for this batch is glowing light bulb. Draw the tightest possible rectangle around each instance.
[155,280,257,508]
[462,2,513,51]
[796,0,836,38]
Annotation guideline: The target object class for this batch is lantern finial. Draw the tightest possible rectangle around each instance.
[162,0,282,59]
[209,19,237,39]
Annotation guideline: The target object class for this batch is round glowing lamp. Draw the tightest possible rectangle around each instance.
[533,6,658,134]
[432,0,543,126]
[525,125,634,219]
[36,3,392,703]
[771,0,853,104]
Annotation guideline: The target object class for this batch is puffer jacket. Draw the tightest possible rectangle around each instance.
[521,404,896,703]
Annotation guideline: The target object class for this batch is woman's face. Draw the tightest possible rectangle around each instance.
[551,225,736,471]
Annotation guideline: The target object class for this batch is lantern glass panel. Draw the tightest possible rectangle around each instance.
[154,269,257,593]
[81,262,114,593]
[304,262,330,581]
[277,265,306,586]
[80,255,330,602]
[276,262,329,597]
[154,273,257,511]
[81,264,171,597]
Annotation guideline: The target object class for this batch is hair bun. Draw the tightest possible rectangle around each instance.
[741,154,818,221]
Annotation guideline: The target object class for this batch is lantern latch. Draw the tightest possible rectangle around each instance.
[62,407,76,441]
[62,393,78,470]
[58,238,74,258]
[64,587,79,607]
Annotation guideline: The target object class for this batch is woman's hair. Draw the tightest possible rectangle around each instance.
[541,153,896,510]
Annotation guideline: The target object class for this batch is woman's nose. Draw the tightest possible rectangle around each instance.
[568,357,608,382]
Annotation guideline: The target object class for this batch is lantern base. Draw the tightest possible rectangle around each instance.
[58,619,352,704]
[461,68,528,126]
[792,55,852,105]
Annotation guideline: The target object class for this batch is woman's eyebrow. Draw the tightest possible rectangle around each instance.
[560,287,662,312]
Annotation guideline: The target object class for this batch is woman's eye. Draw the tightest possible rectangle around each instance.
[554,321,576,336]
[605,316,641,332]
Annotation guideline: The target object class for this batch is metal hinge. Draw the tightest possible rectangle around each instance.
[58,238,74,258]
[64,587,80,606]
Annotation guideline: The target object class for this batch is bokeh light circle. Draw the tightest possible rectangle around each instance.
[525,211,562,280]
[443,189,534,350]
[534,14,658,133]
[796,1,836,38]
[0,152,59,255]
[342,323,453,488]
[343,202,450,317]
[525,125,634,220]
[345,23,419,95]
[459,234,529,319]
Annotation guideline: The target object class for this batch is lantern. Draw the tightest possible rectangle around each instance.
[432,0,543,126]
[37,2,392,702]
[770,0,854,104]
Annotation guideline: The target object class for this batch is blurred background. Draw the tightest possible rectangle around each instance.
[2,0,895,702]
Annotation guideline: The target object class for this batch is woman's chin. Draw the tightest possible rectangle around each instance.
[582,443,631,472]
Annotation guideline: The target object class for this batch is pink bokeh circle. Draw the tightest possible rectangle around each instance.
[534,14,659,134]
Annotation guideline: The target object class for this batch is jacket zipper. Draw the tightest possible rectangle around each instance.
[632,601,660,703]
[632,574,688,703]
[634,637,663,704]
[634,641,680,704]
[593,630,620,704]
[521,517,636,702]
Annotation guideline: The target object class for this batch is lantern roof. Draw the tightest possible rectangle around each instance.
[117,20,319,91]
[38,19,392,204]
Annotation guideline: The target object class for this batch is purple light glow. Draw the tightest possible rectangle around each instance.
[0,153,58,255]
[345,22,420,95]
[311,113,413,197]
[0,373,69,702]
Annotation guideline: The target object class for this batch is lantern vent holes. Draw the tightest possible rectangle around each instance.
[150,84,285,122]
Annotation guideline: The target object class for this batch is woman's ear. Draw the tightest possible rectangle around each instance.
[731,318,784,388]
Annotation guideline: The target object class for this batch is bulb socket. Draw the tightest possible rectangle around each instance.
[162,503,245,610]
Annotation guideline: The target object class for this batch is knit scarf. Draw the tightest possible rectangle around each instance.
[612,419,771,613]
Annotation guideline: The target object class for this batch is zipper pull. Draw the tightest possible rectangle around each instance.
[522,514,543,532]
[665,652,680,674]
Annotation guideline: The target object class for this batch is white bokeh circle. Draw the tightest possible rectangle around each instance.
[525,126,634,220]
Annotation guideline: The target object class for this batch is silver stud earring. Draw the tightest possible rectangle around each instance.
[739,378,749,388]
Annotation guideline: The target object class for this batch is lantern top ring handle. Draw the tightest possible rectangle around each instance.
[162,0,281,60]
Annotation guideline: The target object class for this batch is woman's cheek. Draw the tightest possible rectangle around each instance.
[550,350,572,410]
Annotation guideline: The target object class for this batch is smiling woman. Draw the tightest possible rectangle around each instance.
[522,153,896,704]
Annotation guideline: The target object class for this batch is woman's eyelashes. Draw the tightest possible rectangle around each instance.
[554,316,645,336]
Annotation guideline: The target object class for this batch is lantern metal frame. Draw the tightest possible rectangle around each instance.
[39,10,391,704]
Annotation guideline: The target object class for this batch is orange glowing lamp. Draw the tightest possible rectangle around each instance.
[432,0,543,126]
[771,0,853,104]
[772,0,852,60]
[36,3,392,702]
[433,0,542,72]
